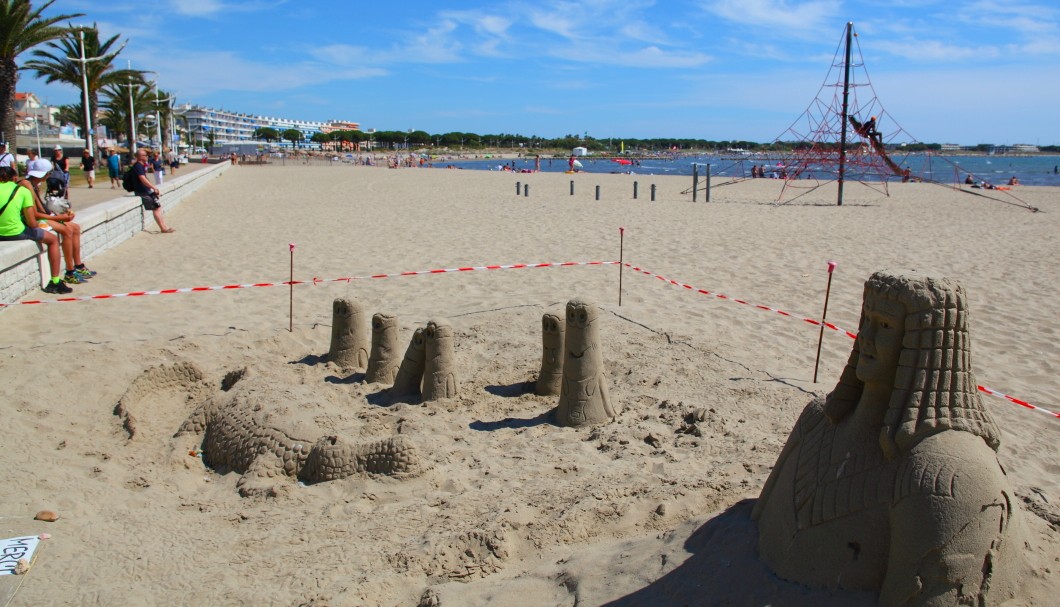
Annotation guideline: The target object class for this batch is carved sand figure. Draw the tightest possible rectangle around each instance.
[555,299,617,426]
[328,298,369,369]
[752,270,1023,605]
[391,327,427,396]
[176,369,421,496]
[365,313,401,384]
[535,312,565,396]
[422,319,459,401]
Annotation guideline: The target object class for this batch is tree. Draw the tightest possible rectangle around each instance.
[310,131,330,150]
[24,24,140,151]
[205,130,215,153]
[98,81,154,146]
[52,102,81,126]
[253,126,278,143]
[0,0,84,146]
[282,128,302,149]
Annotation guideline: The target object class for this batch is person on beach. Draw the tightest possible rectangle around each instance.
[0,166,70,294]
[81,149,96,188]
[107,149,121,188]
[1008,176,1019,186]
[132,148,174,233]
[0,141,15,177]
[965,174,975,184]
[23,167,94,284]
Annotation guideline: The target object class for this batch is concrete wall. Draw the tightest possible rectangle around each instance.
[0,162,229,305]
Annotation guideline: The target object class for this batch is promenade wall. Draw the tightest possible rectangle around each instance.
[0,161,229,304]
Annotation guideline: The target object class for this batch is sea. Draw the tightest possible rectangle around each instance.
[438,154,1060,187]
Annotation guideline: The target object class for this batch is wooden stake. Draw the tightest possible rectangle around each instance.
[288,243,295,332]
[813,260,838,382]
[618,227,625,306]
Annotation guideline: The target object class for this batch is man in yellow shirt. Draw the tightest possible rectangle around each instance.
[0,166,70,294]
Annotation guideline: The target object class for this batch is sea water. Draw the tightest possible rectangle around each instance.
[443,154,1060,186]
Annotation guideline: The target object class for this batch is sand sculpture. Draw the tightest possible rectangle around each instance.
[555,299,617,426]
[365,313,402,384]
[328,298,369,369]
[422,319,460,401]
[752,270,1023,605]
[535,312,565,396]
[391,327,427,396]
[176,369,421,496]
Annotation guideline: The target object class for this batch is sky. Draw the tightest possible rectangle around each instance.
[18,0,1060,145]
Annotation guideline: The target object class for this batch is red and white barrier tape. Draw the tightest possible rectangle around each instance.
[625,262,1059,420]
[1,260,619,308]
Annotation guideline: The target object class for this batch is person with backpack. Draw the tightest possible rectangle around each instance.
[0,141,16,177]
[127,148,174,233]
[0,166,71,294]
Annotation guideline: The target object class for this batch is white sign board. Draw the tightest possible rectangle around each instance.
[0,536,41,575]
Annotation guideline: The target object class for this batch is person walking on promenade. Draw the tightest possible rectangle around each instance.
[151,150,165,186]
[51,145,70,201]
[80,149,96,188]
[0,141,16,177]
[107,149,121,188]
[132,148,174,233]
[0,166,70,293]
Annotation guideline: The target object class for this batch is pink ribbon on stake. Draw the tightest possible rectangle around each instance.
[827,260,837,273]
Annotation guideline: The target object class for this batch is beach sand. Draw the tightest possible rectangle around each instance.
[1,165,1057,605]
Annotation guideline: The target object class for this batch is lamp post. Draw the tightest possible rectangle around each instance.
[67,29,118,156]
[150,81,173,154]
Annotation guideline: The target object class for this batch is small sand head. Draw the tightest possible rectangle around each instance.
[365,312,401,384]
[555,299,616,426]
[535,312,565,396]
[422,319,459,401]
[391,327,427,396]
[329,298,369,370]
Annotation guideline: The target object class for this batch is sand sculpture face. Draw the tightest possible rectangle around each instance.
[365,313,401,384]
[535,313,565,396]
[391,327,427,396]
[555,299,617,426]
[751,270,1022,605]
[329,298,369,370]
[422,319,459,401]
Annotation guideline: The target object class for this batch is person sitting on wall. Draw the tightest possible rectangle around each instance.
[23,166,95,284]
[0,166,71,294]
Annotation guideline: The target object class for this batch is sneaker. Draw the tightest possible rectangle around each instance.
[43,281,73,294]
[63,272,83,284]
[74,267,97,278]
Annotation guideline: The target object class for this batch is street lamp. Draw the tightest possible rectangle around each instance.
[68,29,122,156]
[150,80,173,154]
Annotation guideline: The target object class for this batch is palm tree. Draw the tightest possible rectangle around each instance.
[52,102,81,126]
[98,81,155,147]
[24,23,142,149]
[0,0,84,146]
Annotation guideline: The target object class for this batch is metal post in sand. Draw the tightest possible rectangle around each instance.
[813,260,838,382]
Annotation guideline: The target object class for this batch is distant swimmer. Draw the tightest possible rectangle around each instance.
[1008,176,1019,186]
[965,174,975,184]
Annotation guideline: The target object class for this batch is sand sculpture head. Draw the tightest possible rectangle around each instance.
[555,299,616,426]
[422,319,459,401]
[391,327,427,396]
[823,270,1000,459]
[535,312,565,396]
[365,312,401,384]
[329,298,369,370]
[752,270,1022,604]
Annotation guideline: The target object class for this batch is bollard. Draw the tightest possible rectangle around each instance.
[692,164,699,202]
[650,184,656,201]
[570,180,575,195]
[516,181,521,195]
[595,185,600,201]
[706,164,712,202]
[524,184,529,197]
[633,181,638,199]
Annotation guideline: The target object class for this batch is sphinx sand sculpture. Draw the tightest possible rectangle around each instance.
[555,299,617,426]
[365,312,402,384]
[535,312,565,396]
[422,319,460,401]
[752,270,1023,605]
[391,327,427,396]
[329,298,369,369]
[176,368,421,496]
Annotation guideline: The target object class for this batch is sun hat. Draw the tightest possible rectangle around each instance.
[27,158,52,178]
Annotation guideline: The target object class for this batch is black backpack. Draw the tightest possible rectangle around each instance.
[46,167,67,195]
[122,166,138,192]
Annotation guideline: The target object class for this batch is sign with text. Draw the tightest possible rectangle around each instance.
[0,536,41,575]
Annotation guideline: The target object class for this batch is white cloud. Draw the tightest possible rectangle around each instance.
[700,0,841,33]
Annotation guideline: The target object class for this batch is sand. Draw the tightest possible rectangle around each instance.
[0,165,1057,605]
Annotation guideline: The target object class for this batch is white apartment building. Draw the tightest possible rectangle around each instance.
[174,104,357,149]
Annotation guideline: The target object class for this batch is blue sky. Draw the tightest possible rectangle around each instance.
[21,0,1060,145]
